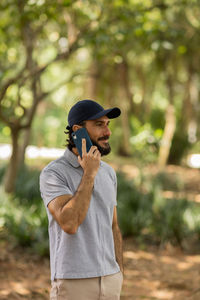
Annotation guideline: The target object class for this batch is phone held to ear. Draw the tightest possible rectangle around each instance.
[72,128,93,158]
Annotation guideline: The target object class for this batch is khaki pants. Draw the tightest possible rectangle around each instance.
[50,271,123,300]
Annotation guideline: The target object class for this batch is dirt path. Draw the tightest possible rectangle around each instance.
[122,238,200,300]
[0,238,200,300]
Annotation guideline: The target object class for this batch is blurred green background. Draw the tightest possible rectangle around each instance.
[0,0,200,256]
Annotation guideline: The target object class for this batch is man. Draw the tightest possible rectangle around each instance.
[40,99,123,300]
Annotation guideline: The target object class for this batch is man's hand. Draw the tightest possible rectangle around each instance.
[78,138,101,177]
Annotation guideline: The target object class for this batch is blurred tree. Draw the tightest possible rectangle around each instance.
[0,0,200,193]
[0,0,103,192]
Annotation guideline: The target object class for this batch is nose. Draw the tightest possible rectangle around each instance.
[104,126,111,137]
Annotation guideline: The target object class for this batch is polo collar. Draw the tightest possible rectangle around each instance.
[64,148,80,168]
[64,148,103,168]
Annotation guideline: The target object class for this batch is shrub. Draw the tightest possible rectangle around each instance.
[0,164,6,183]
[152,197,190,245]
[0,186,49,256]
[117,172,153,237]
[152,171,184,191]
[0,165,47,255]
[15,165,41,205]
[0,164,41,204]
[1,165,200,254]
[117,172,200,247]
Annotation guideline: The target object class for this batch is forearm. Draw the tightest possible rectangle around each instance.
[113,224,124,273]
[60,172,95,233]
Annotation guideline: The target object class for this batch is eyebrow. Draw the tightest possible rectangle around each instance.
[95,120,110,125]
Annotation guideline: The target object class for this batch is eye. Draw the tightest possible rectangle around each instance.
[95,121,110,127]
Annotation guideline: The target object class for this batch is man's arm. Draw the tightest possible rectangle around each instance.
[48,139,101,235]
[112,206,124,273]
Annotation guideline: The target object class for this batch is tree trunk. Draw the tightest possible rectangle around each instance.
[158,73,176,168]
[187,73,198,143]
[119,60,135,114]
[4,129,20,193]
[84,60,99,99]
[18,127,32,166]
[135,64,148,119]
[105,66,117,107]
[158,104,176,168]
[117,62,132,156]
[118,100,132,156]
[182,72,198,144]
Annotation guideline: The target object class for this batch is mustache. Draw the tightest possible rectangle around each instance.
[98,135,110,141]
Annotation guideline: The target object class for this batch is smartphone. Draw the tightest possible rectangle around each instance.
[72,127,93,158]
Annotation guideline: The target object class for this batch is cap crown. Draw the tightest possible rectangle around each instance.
[68,100,104,127]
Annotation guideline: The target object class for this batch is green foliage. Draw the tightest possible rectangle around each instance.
[1,194,49,256]
[0,164,41,203]
[150,108,165,130]
[0,166,49,256]
[168,127,191,164]
[0,165,200,256]
[14,165,41,204]
[0,0,200,169]
[129,118,161,164]
[152,197,190,245]
[152,171,184,191]
[0,163,6,182]
[117,172,153,236]
[117,172,200,247]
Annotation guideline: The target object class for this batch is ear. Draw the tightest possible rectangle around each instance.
[72,124,82,132]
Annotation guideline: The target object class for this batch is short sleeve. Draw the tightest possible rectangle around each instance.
[113,171,117,206]
[113,171,117,194]
[40,169,73,207]
[108,167,117,206]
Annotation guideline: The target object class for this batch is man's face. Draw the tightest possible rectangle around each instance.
[85,116,112,156]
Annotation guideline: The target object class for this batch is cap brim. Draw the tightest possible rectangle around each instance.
[87,107,121,121]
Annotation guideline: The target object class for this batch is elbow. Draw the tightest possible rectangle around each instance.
[59,212,79,235]
[62,224,78,235]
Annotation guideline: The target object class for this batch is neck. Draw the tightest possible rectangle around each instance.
[72,147,79,156]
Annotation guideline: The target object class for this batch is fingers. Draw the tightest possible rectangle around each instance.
[81,138,87,156]
[93,149,101,158]
[88,145,98,155]
[82,142,100,157]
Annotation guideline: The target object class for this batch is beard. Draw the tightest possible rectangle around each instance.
[91,135,111,156]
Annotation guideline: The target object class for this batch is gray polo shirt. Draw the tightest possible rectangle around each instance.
[40,148,120,280]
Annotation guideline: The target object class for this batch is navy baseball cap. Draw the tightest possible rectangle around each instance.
[67,99,121,129]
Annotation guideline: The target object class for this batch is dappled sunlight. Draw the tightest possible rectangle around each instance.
[0,290,9,297]
[176,261,193,270]
[162,190,200,203]
[151,290,174,299]
[160,255,195,270]
[0,282,30,298]
[0,238,200,299]
[124,269,140,277]
[124,250,155,261]
[160,255,179,264]
[122,238,200,299]
[186,255,200,264]
[10,281,30,295]
[120,165,140,179]
[0,241,50,300]
[195,194,200,203]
